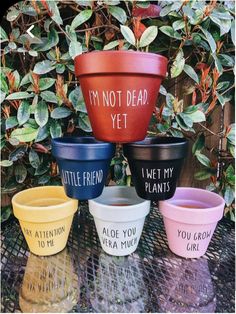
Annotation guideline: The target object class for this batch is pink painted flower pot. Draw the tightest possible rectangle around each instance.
[159,187,225,258]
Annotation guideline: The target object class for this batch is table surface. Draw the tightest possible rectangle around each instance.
[1,203,235,313]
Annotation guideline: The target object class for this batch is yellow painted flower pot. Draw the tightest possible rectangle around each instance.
[12,186,78,256]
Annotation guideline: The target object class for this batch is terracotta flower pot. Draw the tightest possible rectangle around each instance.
[74,51,167,143]
[159,187,225,258]
[123,136,188,200]
[89,186,150,256]
[12,186,78,256]
[52,137,115,200]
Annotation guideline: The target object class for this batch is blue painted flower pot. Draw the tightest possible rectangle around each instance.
[52,137,116,200]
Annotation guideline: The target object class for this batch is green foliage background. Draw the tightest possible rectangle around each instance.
[1,0,235,222]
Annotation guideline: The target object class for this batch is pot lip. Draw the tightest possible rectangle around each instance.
[52,136,115,148]
[75,50,168,63]
[74,50,168,77]
[12,186,78,222]
[160,187,225,213]
[89,186,149,209]
[124,136,188,149]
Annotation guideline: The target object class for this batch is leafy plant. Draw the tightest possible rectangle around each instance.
[0,0,235,221]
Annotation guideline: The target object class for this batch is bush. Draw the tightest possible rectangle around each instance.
[1,0,235,222]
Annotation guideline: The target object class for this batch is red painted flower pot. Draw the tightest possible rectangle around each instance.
[74,51,167,143]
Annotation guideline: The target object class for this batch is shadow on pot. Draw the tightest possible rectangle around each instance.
[88,186,150,256]
[75,51,168,143]
[52,137,115,200]
[88,252,148,313]
[19,248,79,313]
[153,254,216,312]
[123,136,188,200]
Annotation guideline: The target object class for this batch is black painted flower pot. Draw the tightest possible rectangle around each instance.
[123,137,188,201]
[52,137,115,200]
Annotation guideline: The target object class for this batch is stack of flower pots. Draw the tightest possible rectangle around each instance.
[12,50,225,259]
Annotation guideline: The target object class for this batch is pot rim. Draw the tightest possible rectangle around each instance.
[75,50,168,77]
[124,136,188,148]
[159,187,225,224]
[89,186,150,222]
[52,136,116,161]
[123,136,188,160]
[12,186,78,223]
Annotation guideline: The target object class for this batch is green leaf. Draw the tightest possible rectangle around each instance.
[29,149,40,169]
[47,0,63,25]
[34,28,59,52]
[12,70,20,89]
[231,20,235,45]
[27,78,55,91]
[199,26,216,53]
[6,116,18,130]
[33,60,56,75]
[69,86,87,112]
[38,174,51,185]
[17,101,30,126]
[0,92,6,104]
[69,40,82,59]
[159,85,167,96]
[103,40,120,50]
[212,53,223,75]
[120,25,136,46]
[224,185,235,206]
[171,49,185,78]
[172,20,185,31]
[160,5,173,17]
[35,125,50,142]
[210,15,231,36]
[194,170,211,181]
[40,91,58,104]
[108,6,127,24]
[139,26,158,48]
[35,162,50,176]
[71,10,93,29]
[9,146,27,161]
[51,107,72,119]
[78,113,92,132]
[179,112,193,128]
[50,120,62,138]
[196,152,211,167]
[15,164,27,183]
[35,101,49,127]
[0,26,8,41]
[1,206,12,223]
[29,50,38,57]
[192,133,205,154]
[11,127,39,142]
[0,160,13,167]
[183,64,199,84]
[226,123,235,145]
[226,164,235,186]
[6,92,34,100]
[56,64,66,74]
[186,110,205,123]
[175,115,190,131]
[216,81,230,91]
[159,26,182,39]
[20,73,31,87]
[6,7,20,22]
[218,54,234,67]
